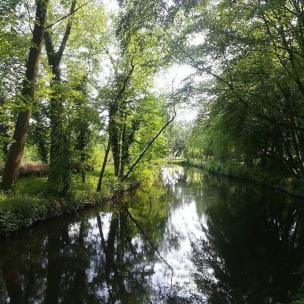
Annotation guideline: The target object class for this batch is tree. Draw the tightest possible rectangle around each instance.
[179,0,304,179]
[1,0,49,190]
[43,0,77,195]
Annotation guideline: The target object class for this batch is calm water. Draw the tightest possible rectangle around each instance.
[1,166,304,304]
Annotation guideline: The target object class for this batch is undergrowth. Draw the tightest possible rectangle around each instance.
[0,170,127,236]
[181,159,304,197]
[0,160,161,236]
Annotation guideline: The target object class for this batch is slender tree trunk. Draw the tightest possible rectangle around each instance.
[119,120,127,177]
[0,94,9,160]
[96,138,111,192]
[108,62,135,178]
[96,103,117,192]
[61,126,71,195]
[47,82,66,192]
[81,152,86,183]
[1,0,49,190]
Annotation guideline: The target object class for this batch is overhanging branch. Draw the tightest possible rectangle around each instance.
[122,109,176,181]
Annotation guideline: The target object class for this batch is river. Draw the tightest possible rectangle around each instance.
[0,166,304,304]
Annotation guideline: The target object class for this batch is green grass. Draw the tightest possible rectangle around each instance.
[16,176,48,195]
[0,167,128,237]
[0,158,163,236]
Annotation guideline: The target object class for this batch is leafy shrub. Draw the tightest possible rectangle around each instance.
[0,194,49,236]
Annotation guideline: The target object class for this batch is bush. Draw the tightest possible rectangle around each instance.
[0,193,49,235]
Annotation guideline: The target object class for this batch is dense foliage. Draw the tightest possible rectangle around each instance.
[2,1,304,302]
[0,0,178,196]
[178,0,304,185]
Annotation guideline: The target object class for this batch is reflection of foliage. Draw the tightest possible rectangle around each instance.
[192,179,304,304]
[0,182,172,304]
[127,184,169,246]
[2,166,304,303]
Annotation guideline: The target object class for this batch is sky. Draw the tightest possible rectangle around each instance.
[154,64,198,123]
[103,0,200,124]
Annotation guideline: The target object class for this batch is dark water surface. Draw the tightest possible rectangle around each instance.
[1,166,304,304]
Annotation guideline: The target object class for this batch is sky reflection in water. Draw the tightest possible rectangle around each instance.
[1,166,304,304]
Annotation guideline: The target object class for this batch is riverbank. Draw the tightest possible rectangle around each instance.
[173,159,304,198]
[0,164,303,304]
[0,172,139,237]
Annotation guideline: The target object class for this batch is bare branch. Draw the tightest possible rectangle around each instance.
[45,0,91,29]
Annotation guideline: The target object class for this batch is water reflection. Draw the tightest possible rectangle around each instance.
[189,174,304,304]
[0,166,304,303]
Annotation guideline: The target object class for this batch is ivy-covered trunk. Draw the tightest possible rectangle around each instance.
[44,0,76,195]
[47,78,70,194]
[32,110,49,164]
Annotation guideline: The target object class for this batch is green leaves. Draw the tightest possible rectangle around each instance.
[183,0,304,178]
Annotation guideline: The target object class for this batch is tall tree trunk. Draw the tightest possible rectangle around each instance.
[1,0,49,190]
[119,120,127,177]
[0,94,9,160]
[96,137,111,192]
[47,81,67,193]
[97,105,116,192]
[32,111,48,163]
[108,62,135,178]
[76,122,88,183]
[110,117,121,177]
[119,118,140,177]
[44,0,76,195]
[80,146,86,183]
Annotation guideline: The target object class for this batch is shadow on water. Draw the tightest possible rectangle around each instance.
[1,166,304,303]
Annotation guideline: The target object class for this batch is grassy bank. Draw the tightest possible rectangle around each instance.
[176,159,304,198]
[0,170,138,237]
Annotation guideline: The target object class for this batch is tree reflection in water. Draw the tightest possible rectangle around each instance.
[1,167,304,304]
[191,175,304,304]
[0,182,178,304]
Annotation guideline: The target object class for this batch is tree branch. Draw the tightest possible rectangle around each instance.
[122,109,176,181]
[56,0,77,63]
[45,0,91,29]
